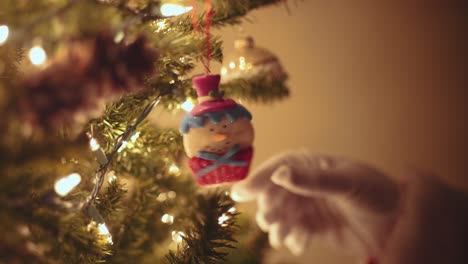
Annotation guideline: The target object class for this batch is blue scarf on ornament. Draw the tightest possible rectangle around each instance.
[196,144,246,178]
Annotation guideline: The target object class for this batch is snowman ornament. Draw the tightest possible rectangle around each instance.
[180,74,254,186]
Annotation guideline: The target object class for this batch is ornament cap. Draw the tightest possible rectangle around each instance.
[192,74,221,97]
[191,74,236,115]
[234,37,254,49]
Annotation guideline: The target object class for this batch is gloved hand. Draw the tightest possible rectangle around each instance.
[231,150,402,257]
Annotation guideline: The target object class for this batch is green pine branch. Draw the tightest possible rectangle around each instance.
[166,191,238,264]
[108,177,165,263]
[95,179,128,219]
[0,0,289,263]
[174,0,285,32]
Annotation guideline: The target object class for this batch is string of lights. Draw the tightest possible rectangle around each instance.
[42,95,164,246]
[83,96,162,209]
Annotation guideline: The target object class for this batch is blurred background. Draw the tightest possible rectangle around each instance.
[154,1,467,263]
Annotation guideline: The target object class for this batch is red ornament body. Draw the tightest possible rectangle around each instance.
[188,147,253,186]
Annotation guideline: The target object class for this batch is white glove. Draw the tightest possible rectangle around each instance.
[231,150,402,257]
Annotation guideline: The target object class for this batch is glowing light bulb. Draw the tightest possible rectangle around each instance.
[89,138,100,151]
[54,173,81,196]
[98,223,110,235]
[108,173,117,183]
[155,20,167,32]
[160,3,193,17]
[89,137,108,164]
[168,164,180,174]
[230,191,242,201]
[228,207,236,213]
[17,225,31,237]
[28,46,47,65]
[117,140,128,153]
[161,214,174,224]
[221,67,227,75]
[171,231,185,243]
[167,191,176,199]
[218,213,230,227]
[239,57,246,70]
[157,192,168,202]
[228,62,236,69]
[0,25,9,45]
[131,131,140,142]
[98,223,113,244]
[114,31,125,43]
[181,99,194,112]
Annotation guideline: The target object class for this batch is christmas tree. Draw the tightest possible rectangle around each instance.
[0,0,288,263]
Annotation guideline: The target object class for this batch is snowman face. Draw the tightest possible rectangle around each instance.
[183,117,254,158]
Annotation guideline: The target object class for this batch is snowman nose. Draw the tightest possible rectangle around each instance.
[213,133,227,142]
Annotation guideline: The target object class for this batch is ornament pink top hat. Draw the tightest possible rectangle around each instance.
[190,74,236,116]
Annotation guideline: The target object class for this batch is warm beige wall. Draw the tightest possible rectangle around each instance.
[218,1,467,189]
[219,2,467,263]
[156,1,467,263]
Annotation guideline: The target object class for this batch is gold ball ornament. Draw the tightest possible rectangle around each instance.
[221,36,287,84]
